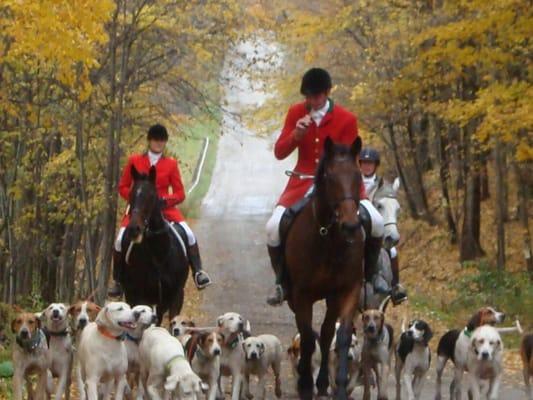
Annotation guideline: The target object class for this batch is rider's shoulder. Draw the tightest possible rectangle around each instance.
[128,153,145,163]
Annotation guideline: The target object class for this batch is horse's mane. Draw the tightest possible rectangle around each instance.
[314,142,358,187]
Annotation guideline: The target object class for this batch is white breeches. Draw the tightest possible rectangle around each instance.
[114,221,196,252]
[265,200,384,248]
[266,206,286,247]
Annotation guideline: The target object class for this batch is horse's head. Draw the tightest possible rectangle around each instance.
[315,137,363,240]
[373,177,401,248]
[126,165,159,244]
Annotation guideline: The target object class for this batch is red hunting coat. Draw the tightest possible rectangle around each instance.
[119,153,186,226]
[275,100,366,207]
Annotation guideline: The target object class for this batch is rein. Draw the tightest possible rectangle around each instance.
[311,196,362,240]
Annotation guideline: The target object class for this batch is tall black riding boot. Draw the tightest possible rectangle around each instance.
[108,250,124,297]
[187,242,212,290]
[364,236,389,294]
[266,245,285,306]
[390,250,407,305]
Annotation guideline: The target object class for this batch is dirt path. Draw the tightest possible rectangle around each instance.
[192,38,525,399]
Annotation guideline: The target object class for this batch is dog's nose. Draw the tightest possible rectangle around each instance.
[238,322,244,331]
[172,329,180,336]
[251,352,258,360]
[20,329,29,338]
[214,348,221,356]
[52,309,59,318]
[366,325,375,333]
[78,318,88,328]
[481,351,490,360]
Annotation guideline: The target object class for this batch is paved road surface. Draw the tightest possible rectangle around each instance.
[193,38,525,400]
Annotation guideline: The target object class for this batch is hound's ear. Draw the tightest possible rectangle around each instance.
[149,165,156,184]
[164,375,179,391]
[392,177,400,193]
[68,305,76,316]
[351,137,362,159]
[423,326,434,345]
[11,318,17,334]
[378,312,385,333]
[131,165,141,181]
[467,311,482,332]
[12,305,23,313]
[35,311,45,324]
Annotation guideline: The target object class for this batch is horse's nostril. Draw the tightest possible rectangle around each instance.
[342,222,359,234]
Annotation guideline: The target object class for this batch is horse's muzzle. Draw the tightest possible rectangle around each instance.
[341,221,361,239]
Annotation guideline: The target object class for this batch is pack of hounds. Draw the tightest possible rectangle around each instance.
[7,300,533,400]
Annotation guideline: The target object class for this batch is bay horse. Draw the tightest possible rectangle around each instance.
[285,137,364,399]
[120,165,189,324]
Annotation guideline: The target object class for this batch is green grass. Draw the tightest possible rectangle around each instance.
[167,116,220,219]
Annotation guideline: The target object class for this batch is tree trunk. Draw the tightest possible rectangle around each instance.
[96,5,120,304]
[387,123,419,218]
[514,162,533,280]
[494,141,505,270]
[407,113,436,224]
[437,119,457,244]
[460,131,485,261]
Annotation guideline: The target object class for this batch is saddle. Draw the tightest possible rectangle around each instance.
[168,222,190,258]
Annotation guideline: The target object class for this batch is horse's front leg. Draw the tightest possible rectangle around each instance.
[316,298,340,397]
[294,298,315,400]
[336,284,362,400]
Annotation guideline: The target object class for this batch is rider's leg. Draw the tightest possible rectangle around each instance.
[175,221,212,290]
[108,227,126,297]
[389,246,407,304]
[359,200,389,294]
[266,206,286,306]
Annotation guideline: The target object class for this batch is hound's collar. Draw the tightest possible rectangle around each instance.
[463,327,473,338]
[97,325,125,341]
[43,327,69,337]
[224,332,240,349]
[125,333,141,344]
[16,329,45,353]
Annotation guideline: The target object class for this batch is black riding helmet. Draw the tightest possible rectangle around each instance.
[300,68,332,96]
[360,147,380,165]
[147,124,169,141]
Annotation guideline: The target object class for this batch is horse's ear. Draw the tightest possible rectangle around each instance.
[149,165,156,184]
[131,165,141,181]
[392,177,400,193]
[324,136,334,157]
[350,137,362,159]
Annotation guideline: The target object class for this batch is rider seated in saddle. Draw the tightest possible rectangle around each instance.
[108,124,212,297]
[265,67,404,306]
[359,147,407,304]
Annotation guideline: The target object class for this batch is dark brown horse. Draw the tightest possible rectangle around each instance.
[120,165,189,324]
[285,137,364,399]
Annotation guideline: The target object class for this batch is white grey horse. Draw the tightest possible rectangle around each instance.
[361,177,401,310]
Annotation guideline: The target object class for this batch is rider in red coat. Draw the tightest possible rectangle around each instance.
[108,124,212,297]
[265,68,387,306]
